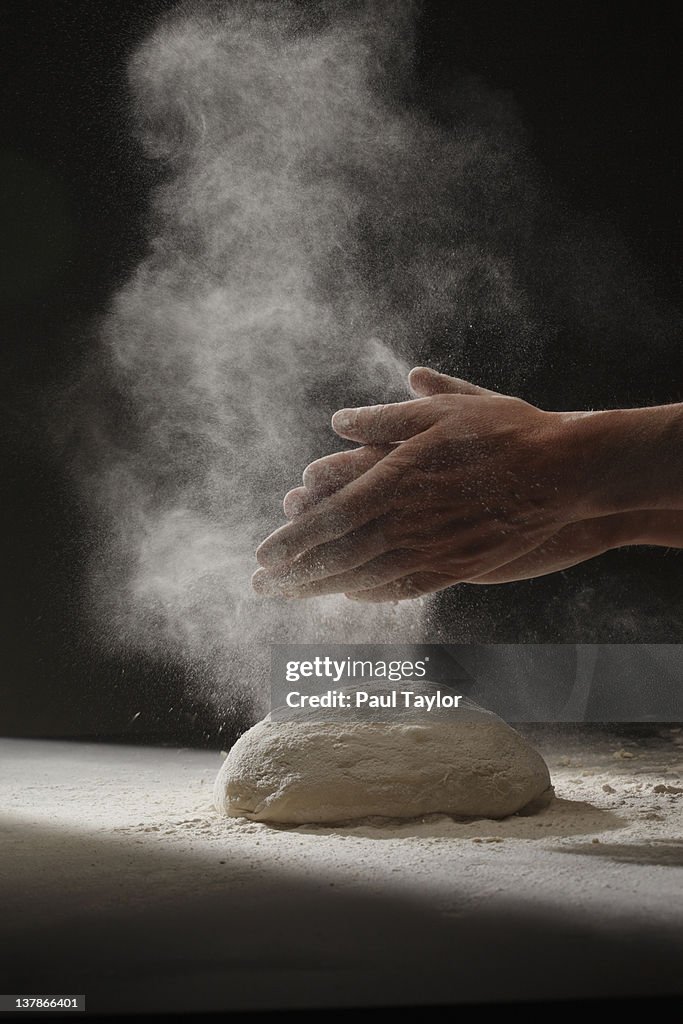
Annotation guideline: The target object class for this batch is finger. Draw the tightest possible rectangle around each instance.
[345,572,450,603]
[285,446,393,518]
[331,398,440,443]
[256,459,403,568]
[252,519,391,593]
[255,550,421,599]
[283,486,312,519]
[408,365,500,398]
[302,445,392,495]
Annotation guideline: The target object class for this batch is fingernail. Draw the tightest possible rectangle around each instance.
[285,495,304,517]
[332,409,355,431]
[252,570,284,595]
[256,539,287,567]
[251,569,269,592]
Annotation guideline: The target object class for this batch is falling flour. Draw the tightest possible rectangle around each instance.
[214,694,553,824]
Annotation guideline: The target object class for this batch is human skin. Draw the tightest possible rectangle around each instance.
[252,367,683,602]
[279,447,683,597]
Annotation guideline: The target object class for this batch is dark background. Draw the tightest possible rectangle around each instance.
[1,0,681,741]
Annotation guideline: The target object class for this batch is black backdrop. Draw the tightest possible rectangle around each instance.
[1,0,681,741]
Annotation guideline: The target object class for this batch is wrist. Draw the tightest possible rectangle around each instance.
[554,405,683,518]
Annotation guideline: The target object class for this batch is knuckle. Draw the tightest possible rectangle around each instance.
[371,405,386,437]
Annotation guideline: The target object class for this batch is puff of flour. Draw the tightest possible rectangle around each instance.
[214,700,553,824]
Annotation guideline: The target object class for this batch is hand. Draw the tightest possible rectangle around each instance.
[253,367,604,598]
[262,371,682,600]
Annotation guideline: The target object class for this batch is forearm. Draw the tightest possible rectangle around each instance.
[468,510,682,585]
[562,404,683,516]
[613,509,683,548]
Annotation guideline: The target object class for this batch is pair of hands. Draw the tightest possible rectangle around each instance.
[252,367,682,602]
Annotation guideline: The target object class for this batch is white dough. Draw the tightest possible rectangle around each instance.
[214,695,553,824]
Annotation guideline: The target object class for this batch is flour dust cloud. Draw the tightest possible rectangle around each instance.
[76,0,680,722]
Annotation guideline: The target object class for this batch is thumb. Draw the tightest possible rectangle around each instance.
[331,398,439,443]
[408,366,500,398]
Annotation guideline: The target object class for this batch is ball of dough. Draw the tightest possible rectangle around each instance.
[214,694,552,824]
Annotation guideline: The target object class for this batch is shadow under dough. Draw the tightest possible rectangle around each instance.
[281,797,625,840]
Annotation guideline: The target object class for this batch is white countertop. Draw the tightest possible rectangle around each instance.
[1,731,682,1012]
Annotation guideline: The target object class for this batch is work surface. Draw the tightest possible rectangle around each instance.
[1,730,682,1013]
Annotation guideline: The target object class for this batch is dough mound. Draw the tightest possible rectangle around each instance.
[214,695,552,824]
